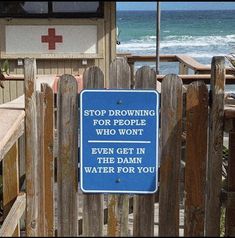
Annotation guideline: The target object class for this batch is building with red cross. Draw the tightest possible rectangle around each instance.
[0,1,116,103]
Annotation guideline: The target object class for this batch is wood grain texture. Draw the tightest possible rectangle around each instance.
[0,108,24,162]
[82,66,104,237]
[3,143,20,236]
[159,74,183,237]
[133,66,156,237]
[205,57,225,236]
[0,193,26,237]
[24,58,40,236]
[57,74,78,236]
[108,194,129,237]
[134,65,156,90]
[36,91,46,236]
[184,81,208,236]
[109,57,131,89]
[41,83,54,237]
[225,120,235,236]
[107,58,130,237]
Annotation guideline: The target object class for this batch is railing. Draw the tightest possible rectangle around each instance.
[0,99,25,237]
[117,53,235,85]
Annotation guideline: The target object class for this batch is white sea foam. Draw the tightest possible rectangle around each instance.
[117,34,235,52]
[117,34,235,60]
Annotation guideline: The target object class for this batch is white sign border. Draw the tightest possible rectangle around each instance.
[80,89,159,194]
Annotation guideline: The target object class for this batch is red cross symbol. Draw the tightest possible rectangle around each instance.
[41,28,63,50]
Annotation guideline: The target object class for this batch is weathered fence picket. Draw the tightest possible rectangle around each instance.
[24,58,40,237]
[159,74,183,236]
[41,84,54,237]
[57,75,78,236]
[184,81,208,236]
[133,66,156,237]
[82,66,105,237]
[36,90,45,236]
[205,57,225,236]
[107,58,130,237]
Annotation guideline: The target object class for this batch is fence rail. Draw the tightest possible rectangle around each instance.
[1,56,235,236]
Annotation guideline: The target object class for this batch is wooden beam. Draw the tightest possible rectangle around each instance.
[0,109,24,162]
[3,142,20,236]
[0,193,26,237]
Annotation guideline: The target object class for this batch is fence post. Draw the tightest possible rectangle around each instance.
[82,66,104,237]
[133,65,156,237]
[205,56,225,236]
[57,74,78,236]
[159,74,183,236]
[24,58,40,236]
[184,81,208,236]
[107,58,130,237]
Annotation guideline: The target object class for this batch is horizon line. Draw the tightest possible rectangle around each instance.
[117,9,235,12]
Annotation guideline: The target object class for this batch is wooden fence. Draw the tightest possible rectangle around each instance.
[1,56,235,236]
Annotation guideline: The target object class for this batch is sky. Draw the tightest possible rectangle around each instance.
[117,2,235,11]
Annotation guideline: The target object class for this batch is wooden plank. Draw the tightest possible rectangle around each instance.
[57,60,65,75]
[205,56,225,236]
[184,81,208,236]
[159,74,183,236]
[83,65,104,89]
[3,80,10,103]
[3,142,20,236]
[109,57,131,89]
[108,195,129,236]
[0,108,24,161]
[41,83,54,237]
[107,58,130,237]
[64,59,72,74]
[133,66,156,237]
[176,54,209,71]
[36,91,46,236]
[50,60,58,75]
[0,193,26,237]
[24,58,39,236]
[37,60,45,75]
[0,95,24,109]
[179,63,189,75]
[82,66,104,236]
[71,59,79,76]
[9,80,17,101]
[57,74,78,236]
[225,119,235,236]
[44,60,52,75]
[135,65,156,90]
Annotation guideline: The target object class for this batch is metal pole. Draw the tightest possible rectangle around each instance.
[156,1,161,75]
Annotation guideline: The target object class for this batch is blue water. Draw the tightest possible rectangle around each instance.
[117,10,235,77]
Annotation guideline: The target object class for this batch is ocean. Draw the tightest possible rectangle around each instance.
[116,10,235,77]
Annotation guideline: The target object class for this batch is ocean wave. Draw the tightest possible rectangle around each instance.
[117,34,235,55]
[162,34,235,48]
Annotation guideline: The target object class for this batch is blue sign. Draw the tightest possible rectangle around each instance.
[80,89,159,194]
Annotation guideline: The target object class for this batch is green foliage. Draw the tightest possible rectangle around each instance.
[1,60,9,75]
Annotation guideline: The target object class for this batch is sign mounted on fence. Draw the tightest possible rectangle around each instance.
[80,90,159,194]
